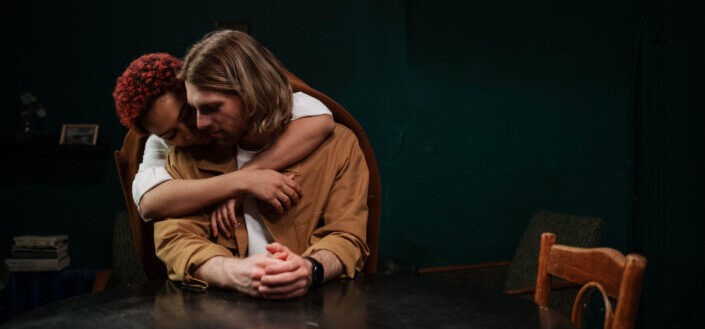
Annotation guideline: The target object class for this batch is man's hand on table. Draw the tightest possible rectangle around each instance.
[258,242,313,299]
[195,254,282,297]
[196,242,343,299]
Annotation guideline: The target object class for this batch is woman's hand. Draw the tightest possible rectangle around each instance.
[211,170,302,238]
[241,170,302,214]
[211,197,238,238]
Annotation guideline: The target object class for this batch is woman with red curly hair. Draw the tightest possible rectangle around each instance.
[113,52,334,237]
[113,53,185,134]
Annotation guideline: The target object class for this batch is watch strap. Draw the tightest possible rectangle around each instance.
[304,256,324,287]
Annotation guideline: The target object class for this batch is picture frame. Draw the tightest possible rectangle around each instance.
[59,124,99,145]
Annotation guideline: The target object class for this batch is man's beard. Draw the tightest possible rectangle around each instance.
[211,129,244,149]
[212,135,238,148]
[238,128,278,151]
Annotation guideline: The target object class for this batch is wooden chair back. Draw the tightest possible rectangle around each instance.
[114,130,166,281]
[534,232,646,329]
[114,71,381,280]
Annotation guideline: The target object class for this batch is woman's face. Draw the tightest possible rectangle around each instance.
[141,91,211,146]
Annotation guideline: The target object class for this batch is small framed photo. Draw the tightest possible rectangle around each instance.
[59,124,100,145]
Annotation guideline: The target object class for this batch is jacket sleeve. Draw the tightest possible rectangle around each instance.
[152,147,234,289]
[302,130,370,278]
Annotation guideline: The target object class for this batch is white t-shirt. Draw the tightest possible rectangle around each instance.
[131,91,331,221]
[235,147,273,255]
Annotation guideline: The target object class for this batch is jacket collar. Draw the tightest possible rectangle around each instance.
[173,144,238,174]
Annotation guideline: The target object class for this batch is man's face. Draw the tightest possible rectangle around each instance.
[141,91,211,147]
[185,81,248,146]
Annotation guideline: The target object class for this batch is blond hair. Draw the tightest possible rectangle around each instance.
[179,30,292,136]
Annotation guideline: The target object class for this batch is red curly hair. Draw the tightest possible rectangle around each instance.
[113,53,183,131]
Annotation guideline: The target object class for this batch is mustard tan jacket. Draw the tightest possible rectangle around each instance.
[153,125,370,288]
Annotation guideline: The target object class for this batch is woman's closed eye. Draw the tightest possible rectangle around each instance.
[179,103,194,119]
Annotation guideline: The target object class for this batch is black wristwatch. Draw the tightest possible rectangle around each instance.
[304,256,324,287]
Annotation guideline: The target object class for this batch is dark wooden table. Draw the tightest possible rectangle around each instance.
[1,274,577,329]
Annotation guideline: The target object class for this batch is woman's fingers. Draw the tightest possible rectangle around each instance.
[210,211,219,238]
[226,198,238,229]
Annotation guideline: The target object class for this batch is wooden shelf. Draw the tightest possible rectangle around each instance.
[4,134,109,158]
[1,134,111,184]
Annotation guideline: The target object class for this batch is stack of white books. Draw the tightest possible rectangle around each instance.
[4,235,70,272]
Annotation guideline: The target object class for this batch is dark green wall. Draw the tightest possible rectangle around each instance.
[633,1,704,328]
[1,1,701,327]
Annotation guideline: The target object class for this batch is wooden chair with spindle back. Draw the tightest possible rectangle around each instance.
[535,232,646,329]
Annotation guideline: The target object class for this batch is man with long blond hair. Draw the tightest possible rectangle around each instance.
[154,30,370,299]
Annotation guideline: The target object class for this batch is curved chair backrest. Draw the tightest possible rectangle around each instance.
[114,130,165,281]
[114,71,381,281]
[535,233,646,329]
